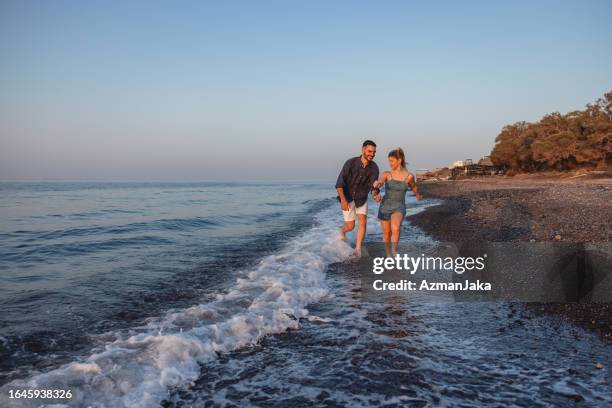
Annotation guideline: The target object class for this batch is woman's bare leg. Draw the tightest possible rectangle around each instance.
[390,212,404,255]
[380,219,392,257]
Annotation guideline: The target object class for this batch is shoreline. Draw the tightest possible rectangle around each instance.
[407,177,612,342]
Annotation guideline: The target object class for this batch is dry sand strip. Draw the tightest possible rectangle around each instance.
[407,176,612,342]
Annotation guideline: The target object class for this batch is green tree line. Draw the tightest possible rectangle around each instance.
[490,92,612,172]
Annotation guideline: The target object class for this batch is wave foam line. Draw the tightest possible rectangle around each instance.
[0,205,352,408]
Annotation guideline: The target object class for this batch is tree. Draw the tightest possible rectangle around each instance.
[490,92,612,172]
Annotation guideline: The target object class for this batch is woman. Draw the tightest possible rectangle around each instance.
[373,148,422,256]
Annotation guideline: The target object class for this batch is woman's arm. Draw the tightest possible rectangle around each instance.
[406,173,423,201]
[373,171,389,189]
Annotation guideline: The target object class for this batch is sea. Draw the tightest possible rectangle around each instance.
[0,182,610,407]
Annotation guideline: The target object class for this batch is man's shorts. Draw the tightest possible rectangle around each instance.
[342,201,368,222]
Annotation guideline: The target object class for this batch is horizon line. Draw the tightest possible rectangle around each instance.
[0,179,337,184]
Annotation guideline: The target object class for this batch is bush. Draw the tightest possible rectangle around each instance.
[490,92,612,172]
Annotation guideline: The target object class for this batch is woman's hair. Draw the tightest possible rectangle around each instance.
[388,147,407,168]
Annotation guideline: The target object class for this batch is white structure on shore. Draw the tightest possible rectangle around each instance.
[449,160,465,169]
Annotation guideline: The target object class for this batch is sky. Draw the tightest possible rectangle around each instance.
[1,0,611,181]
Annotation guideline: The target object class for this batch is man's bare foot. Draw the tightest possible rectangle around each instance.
[339,229,345,240]
[354,247,362,257]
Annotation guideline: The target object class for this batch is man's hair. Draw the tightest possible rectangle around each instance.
[362,140,376,148]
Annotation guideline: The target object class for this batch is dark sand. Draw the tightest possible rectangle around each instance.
[408,176,612,342]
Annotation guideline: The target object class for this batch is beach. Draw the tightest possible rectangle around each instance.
[2,1,611,405]
[2,181,611,407]
[408,175,612,341]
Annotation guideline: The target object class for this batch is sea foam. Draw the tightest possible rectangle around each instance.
[0,205,353,408]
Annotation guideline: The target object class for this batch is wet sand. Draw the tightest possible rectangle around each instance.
[408,176,612,342]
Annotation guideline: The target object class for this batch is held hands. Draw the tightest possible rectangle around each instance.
[373,180,383,189]
[373,194,382,203]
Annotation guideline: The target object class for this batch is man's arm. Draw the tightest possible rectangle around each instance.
[370,164,382,202]
[336,187,349,210]
[335,159,352,211]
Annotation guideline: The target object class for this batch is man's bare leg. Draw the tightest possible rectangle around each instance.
[339,220,355,240]
[354,214,367,256]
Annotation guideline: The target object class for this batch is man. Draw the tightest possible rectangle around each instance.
[335,140,382,256]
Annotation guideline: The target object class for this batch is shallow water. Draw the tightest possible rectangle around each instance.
[167,277,612,407]
[164,215,611,407]
[0,182,610,407]
[0,182,332,387]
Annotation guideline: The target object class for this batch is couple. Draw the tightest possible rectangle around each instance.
[335,140,422,257]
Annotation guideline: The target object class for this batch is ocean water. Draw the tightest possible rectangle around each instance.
[0,182,610,407]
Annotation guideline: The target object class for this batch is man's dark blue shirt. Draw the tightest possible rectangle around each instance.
[335,156,379,208]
